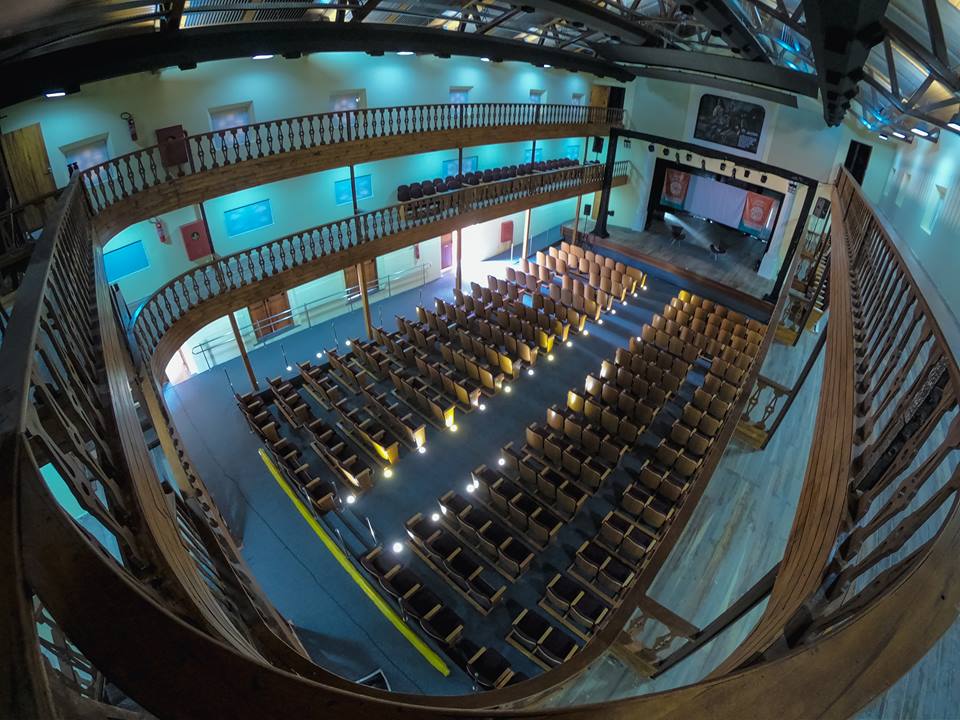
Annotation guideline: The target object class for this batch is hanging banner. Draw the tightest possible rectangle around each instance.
[739,191,776,236]
[661,169,691,209]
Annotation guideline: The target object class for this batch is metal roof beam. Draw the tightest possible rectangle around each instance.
[519,0,665,46]
[0,21,634,107]
[686,0,770,62]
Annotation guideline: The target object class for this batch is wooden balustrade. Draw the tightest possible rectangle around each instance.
[131,160,629,373]
[0,187,62,294]
[79,102,624,214]
[4,164,960,719]
[775,203,832,346]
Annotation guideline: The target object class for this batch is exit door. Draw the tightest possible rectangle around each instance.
[843,140,872,185]
[344,259,379,299]
[441,233,453,270]
[247,292,292,340]
[1,123,57,229]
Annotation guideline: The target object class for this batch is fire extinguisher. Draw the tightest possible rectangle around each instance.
[413,243,420,261]
[152,217,170,244]
[121,111,138,142]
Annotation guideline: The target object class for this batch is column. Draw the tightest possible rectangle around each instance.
[758,182,799,280]
[521,208,532,260]
[455,228,463,291]
[228,311,258,392]
[356,261,373,339]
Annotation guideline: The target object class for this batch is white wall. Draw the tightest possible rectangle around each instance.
[873,130,960,320]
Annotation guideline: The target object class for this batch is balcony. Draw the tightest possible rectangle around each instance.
[79,102,624,237]
[131,159,631,376]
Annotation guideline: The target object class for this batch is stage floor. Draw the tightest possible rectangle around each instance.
[578,214,776,301]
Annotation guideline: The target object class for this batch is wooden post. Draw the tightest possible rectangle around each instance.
[454,228,462,291]
[348,164,360,216]
[458,146,463,175]
[356,262,373,339]
[521,208,532,261]
[228,311,258,392]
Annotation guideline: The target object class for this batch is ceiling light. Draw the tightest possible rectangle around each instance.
[892,131,907,139]
[543,64,552,68]
[481,57,491,62]
[878,133,889,140]
[252,54,274,60]
[397,51,414,56]
[910,127,929,137]
[44,91,67,98]
[948,114,960,132]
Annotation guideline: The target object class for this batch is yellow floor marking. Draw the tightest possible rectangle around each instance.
[258,449,450,676]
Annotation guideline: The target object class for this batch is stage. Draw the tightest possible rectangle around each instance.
[567,214,776,306]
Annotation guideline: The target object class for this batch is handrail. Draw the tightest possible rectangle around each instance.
[189,261,434,367]
[79,102,624,214]
[131,160,630,372]
[6,166,960,718]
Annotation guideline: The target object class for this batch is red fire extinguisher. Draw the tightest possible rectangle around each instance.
[152,217,170,244]
[413,242,420,260]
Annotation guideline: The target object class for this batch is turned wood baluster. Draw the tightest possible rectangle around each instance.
[265,122,276,155]
[256,247,266,279]
[255,125,264,157]
[307,116,316,147]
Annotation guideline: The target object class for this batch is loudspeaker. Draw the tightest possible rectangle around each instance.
[583,204,592,216]
[592,136,604,154]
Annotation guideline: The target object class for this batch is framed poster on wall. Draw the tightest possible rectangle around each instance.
[693,94,765,153]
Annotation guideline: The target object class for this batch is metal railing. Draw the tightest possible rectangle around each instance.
[190,262,433,373]
[79,102,624,213]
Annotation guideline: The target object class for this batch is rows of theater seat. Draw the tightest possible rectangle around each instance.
[397,158,584,201]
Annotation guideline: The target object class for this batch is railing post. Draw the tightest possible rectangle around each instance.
[760,326,828,449]
[454,227,462,292]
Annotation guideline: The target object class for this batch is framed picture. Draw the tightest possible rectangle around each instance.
[694,94,765,153]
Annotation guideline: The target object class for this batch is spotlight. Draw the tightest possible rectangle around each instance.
[431,512,440,522]
[547,353,554,361]
[383,468,393,478]
[527,368,535,376]
[566,340,573,348]
[346,494,356,504]
[252,54,274,60]
[760,174,768,183]
[504,385,512,393]
[479,403,487,411]
[647,144,655,153]
[392,542,403,553]
[498,457,506,466]
[418,446,427,454]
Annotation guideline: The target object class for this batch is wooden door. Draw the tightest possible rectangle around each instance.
[589,85,611,108]
[441,233,453,270]
[248,292,292,340]
[1,124,56,229]
[344,260,378,298]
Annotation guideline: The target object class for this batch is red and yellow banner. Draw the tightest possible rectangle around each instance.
[739,191,776,234]
[661,168,691,209]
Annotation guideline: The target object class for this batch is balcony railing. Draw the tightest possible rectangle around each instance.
[79,102,624,214]
[131,159,629,366]
[4,165,958,719]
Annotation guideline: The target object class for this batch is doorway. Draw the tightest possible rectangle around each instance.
[247,292,293,340]
[344,259,379,299]
[440,233,454,271]
[1,123,57,229]
[844,140,872,185]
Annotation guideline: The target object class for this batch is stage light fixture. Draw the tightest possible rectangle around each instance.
[648,144,655,152]
[701,160,706,170]
[685,153,692,162]
[744,170,751,178]
[761,174,768,183]
[662,148,669,156]
[720,162,726,171]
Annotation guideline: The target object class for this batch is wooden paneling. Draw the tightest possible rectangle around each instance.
[1,124,56,228]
